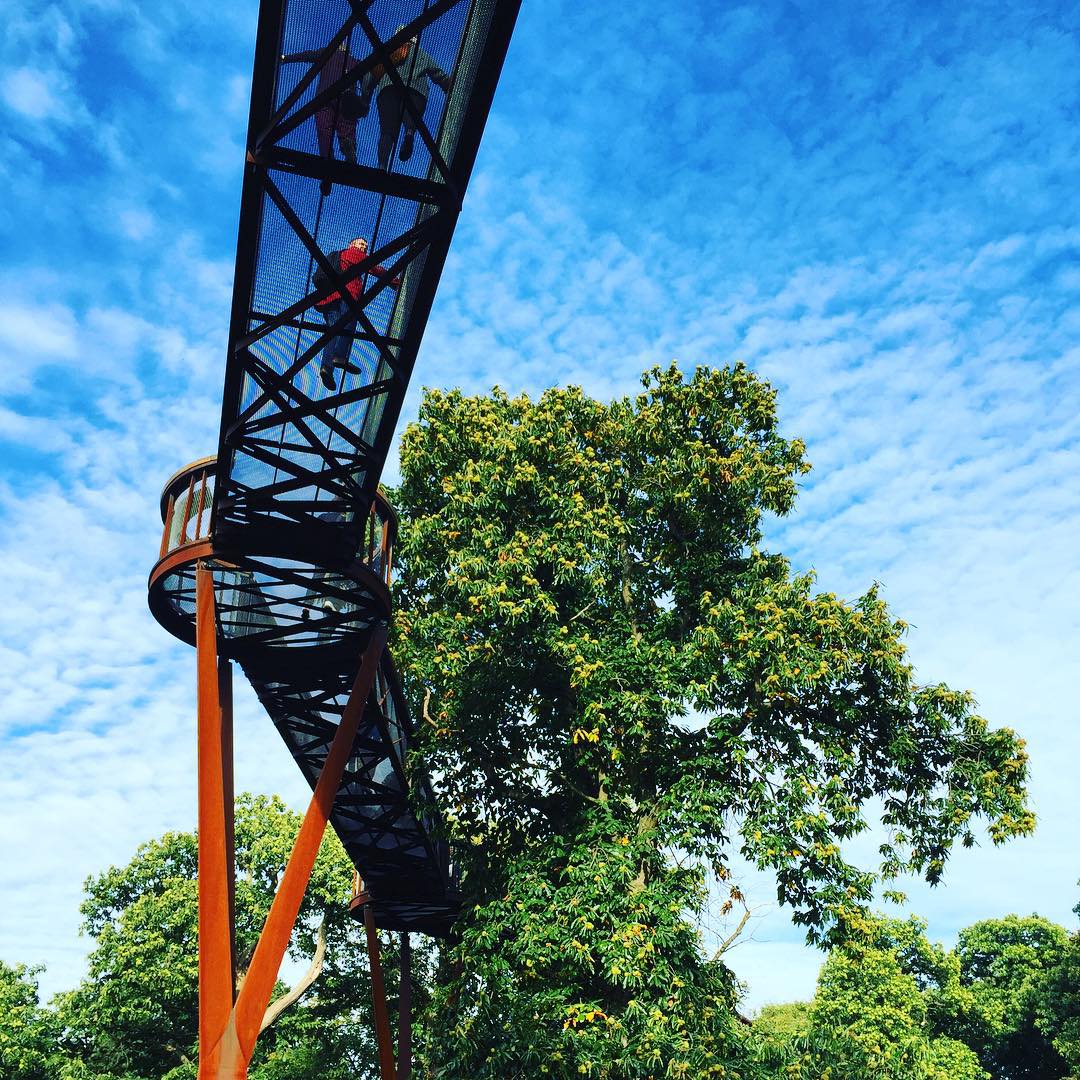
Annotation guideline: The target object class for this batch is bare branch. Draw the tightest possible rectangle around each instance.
[568,597,599,624]
[259,914,328,1033]
[714,905,753,957]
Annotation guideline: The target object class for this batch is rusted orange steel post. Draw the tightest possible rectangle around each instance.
[219,657,236,992]
[195,565,240,1077]
[364,904,398,1080]
[398,931,412,1079]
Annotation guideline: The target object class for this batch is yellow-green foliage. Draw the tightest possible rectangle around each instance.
[393,365,1034,1077]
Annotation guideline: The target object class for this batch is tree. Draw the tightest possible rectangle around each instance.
[750,1002,812,1075]
[413,811,755,1076]
[753,1002,811,1041]
[0,962,61,1080]
[748,908,1080,1080]
[1034,899,1080,1075]
[804,913,988,1080]
[55,793,394,1079]
[391,364,1033,1076]
[937,915,1071,1079]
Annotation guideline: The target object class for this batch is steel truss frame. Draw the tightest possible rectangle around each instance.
[215,0,522,560]
[153,1,523,1074]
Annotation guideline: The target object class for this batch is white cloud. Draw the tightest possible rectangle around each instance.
[115,206,157,242]
[0,67,62,121]
[0,302,79,358]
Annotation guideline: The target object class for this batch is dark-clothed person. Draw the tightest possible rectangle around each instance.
[359,35,450,168]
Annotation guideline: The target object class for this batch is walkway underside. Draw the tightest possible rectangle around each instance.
[217,0,520,554]
[240,641,459,935]
[144,2,520,1074]
[210,0,517,930]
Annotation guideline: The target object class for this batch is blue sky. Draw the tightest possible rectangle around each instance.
[1,0,1078,1012]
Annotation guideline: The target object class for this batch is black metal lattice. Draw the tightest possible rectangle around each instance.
[214,0,521,561]
[156,0,520,933]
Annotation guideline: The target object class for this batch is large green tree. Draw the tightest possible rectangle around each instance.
[0,962,62,1080]
[753,907,1080,1080]
[392,364,1033,1077]
[801,913,987,1080]
[54,793,395,1080]
[1034,898,1080,1075]
[937,914,1071,1079]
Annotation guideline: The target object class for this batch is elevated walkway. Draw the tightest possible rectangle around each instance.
[148,0,520,940]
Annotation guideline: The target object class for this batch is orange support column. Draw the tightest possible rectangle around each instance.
[219,658,236,994]
[195,565,240,1078]
[364,905,397,1080]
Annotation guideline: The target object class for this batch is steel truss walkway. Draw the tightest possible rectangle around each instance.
[147,1,520,1075]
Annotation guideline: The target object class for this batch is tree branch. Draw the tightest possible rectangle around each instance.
[568,597,599,624]
[258,914,328,1034]
[552,767,606,806]
[714,904,753,957]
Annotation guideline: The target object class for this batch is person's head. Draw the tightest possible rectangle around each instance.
[349,237,369,253]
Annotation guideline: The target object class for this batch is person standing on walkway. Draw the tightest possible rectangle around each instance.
[281,39,362,194]
[357,31,451,169]
[313,237,398,391]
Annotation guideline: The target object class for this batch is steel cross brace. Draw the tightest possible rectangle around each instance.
[256,171,410,376]
[235,172,426,371]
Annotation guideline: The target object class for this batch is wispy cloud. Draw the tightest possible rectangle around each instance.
[1,67,67,121]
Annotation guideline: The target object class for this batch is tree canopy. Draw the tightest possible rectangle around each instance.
[939,914,1072,1079]
[390,364,1034,1076]
[4,364,1048,1079]
[800,913,988,1080]
[1035,898,1080,1075]
[753,907,1080,1080]
[0,962,61,1080]
[52,793,394,1080]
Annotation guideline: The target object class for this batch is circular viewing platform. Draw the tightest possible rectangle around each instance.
[350,863,461,938]
[148,456,396,655]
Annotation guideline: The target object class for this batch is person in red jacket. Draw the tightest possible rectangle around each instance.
[313,237,398,391]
